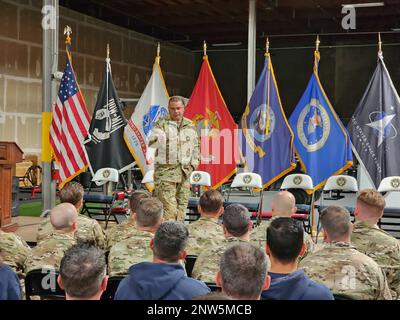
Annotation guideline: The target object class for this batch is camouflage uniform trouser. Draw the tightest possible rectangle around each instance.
[155,178,191,222]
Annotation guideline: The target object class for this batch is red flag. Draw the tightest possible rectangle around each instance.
[185,56,237,189]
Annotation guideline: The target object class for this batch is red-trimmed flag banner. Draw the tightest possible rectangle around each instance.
[49,36,90,187]
[184,56,237,189]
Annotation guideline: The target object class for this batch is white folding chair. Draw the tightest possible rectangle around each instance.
[280,174,314,234]
[317,175,358,242]
[378,176,400,193]
[230,173,264,225]
[190,171,211,197]
[88,168,120,228]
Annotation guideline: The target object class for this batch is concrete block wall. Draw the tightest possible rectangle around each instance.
[0,0,195,159]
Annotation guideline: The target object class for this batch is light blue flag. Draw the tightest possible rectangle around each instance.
[289,51,353,191]
[240,52,296,188]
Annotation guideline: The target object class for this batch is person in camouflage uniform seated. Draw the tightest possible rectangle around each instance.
[300,206,392,300]
[186,190,225,256]
[351,189,400,299]
[149,96,200,222]
[105,190,151,251]
[37,182,105,249]
[250,191,314,261]
[108,198,164,276]
[25,203,78,274]
[0,230,31,277]
[192,204,253,283]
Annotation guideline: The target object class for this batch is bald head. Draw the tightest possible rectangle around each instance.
[271,191,296,217]
[50,203,78,232]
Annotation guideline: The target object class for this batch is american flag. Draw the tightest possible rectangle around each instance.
[49,40,91,187]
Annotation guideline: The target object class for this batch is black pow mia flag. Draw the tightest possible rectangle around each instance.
[347,53,400,188]
[84,58,135,175]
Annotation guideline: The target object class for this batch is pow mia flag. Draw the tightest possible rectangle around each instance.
[347,53,400,188]
[84,56,135,175]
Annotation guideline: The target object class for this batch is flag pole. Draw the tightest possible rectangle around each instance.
[203,40,207,58]
[265,37,271,137]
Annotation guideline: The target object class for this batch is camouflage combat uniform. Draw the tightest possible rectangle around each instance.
[0,230,31,276]
[37,214,106,249]
[250,218,315,261]
[351,221,400,299]
[191,237,249,283]
[186,217,225,256]
[105,219,137,251]
[149,116,199,222]
[24,232,76,273]
[107,230,154,276]
[299,241,392,300]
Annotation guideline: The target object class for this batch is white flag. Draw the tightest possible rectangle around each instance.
[125,61,169,190]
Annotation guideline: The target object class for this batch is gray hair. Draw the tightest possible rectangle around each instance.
[153,221,188,262]
[220,243,268,299]
[320,206,352,240]
[168,95,186,107]
[222,204,251,237]
[59,242,106,299]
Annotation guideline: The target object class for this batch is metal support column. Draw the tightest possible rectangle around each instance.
[42,0,58,213]
[247,0,257,101]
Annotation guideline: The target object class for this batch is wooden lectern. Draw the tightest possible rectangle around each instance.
[0,142,23,232]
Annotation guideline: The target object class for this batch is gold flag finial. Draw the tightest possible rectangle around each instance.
[315,34,320,52]
[265,37,270,55]
[203,41,207,57]
[156,42,161,64]
[378,32,383,56]
[64,25,72,44]
[106,43,110,62]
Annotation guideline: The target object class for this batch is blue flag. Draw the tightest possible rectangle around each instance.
[240,53,296,188]
[289,51,353,191]
[348,53,400,188]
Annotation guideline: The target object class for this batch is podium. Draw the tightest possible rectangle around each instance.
[0,142,23,231]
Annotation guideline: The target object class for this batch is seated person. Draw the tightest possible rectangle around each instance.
[115,221,210,300]
[58,242,108,300]
[0,229,31,276]
[108,198,164,276]
[0,260,22,300]
[192,204,252,283]
[216,243,270,300]
[37,182,105,249]
[262,218,333,300]
[351,189,400,299]
[25,203,78,273]
[186,190,225,255]
[250,191,314,260]
[106,190,151,251]
[300,206,392,300]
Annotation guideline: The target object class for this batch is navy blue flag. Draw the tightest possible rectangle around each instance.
[84,57,135,175]
[289,51,353,191]
[240,52,296,188]
[347,53,400,188]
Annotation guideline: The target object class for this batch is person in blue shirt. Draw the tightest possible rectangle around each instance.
[0,262,22,300]
[261,218,333,300]
[115,221,210,300]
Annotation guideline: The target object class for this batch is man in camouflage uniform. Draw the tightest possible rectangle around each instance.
[0,230,31,276]
[186,190,225,256]
[192,204,253,283]
[149,96,199,222]
[351,189,400,299]
[105,190,151,251]
[250,191,314,261]
[300,206,392,300]
[108,198,164,276]
[37,182,105,249]
[25,203,78,274]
